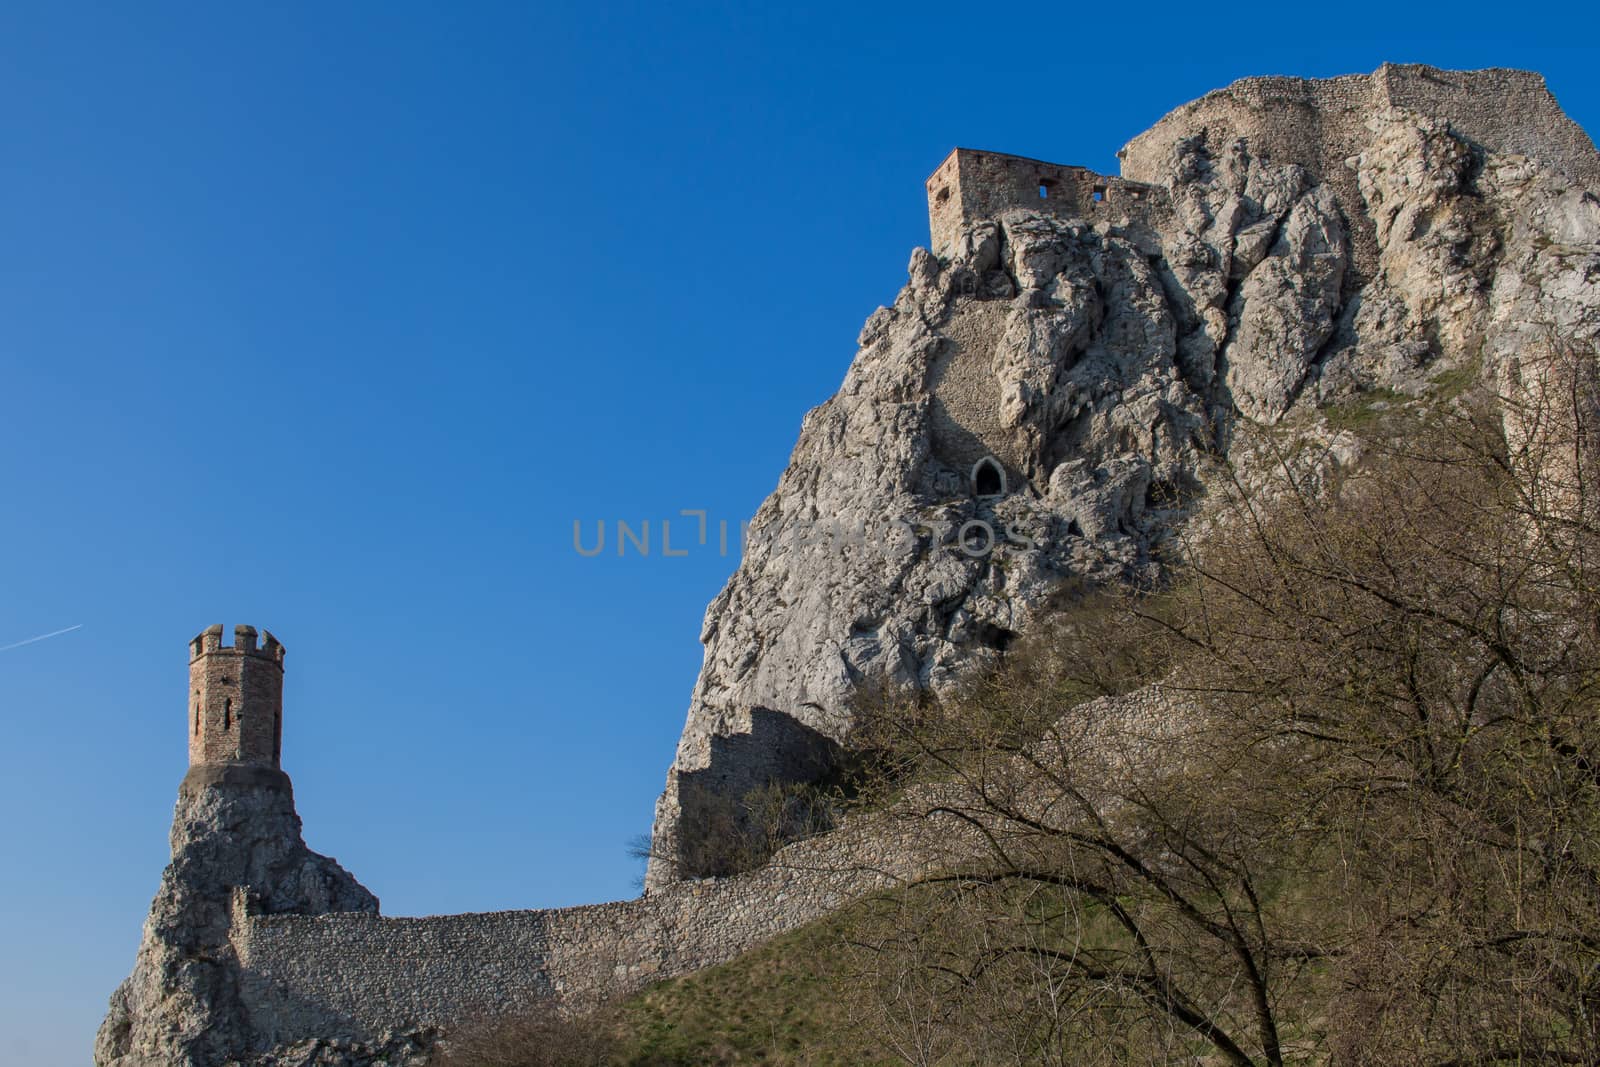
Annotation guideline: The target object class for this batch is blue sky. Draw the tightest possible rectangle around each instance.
[0,3,1595,1064]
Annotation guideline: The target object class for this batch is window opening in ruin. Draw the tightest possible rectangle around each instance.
[936,186,950,204]
[1093,186,1106,202]
[224,698,232,731]
[1038,179,1055,199]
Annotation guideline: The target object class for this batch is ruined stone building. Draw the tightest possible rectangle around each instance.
[925,147,1164,255]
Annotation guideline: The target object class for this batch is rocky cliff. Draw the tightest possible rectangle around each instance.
[95,767,403,1067]
[645,63,1600,888]
[99,64,1600,1065]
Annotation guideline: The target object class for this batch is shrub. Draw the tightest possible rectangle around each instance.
[430,1005,618,1067]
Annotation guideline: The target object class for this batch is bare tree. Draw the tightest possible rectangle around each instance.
[429,1003,619,1067]
[841,377,1600,1065]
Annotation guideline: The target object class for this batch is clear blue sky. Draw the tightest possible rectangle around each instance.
[0,3,1594,1064]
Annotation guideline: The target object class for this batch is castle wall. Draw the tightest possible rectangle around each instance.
[1117,65,1600,278]
[232,910,556,1047]
[926,298,1018,474]
[926,151,965,256]
[228,812,939,1045]
[1376,65,1600,189]
[226,686,1178,1051]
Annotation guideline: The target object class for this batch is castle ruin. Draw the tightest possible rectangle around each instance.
[98,626,926,1067]
[102,64,1600,1067]
[925,147,1162,254]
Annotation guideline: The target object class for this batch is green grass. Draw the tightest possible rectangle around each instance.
[606,902,896,1066]
[1319,386,1405,433]
[1427,350,1484,402]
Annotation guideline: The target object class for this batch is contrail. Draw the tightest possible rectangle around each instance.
[0,624,84,653]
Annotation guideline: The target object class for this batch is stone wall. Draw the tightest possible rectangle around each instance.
[1376,65,1600,185]
[926,296,1017,474]
[1118,64,1600,278]
[228,810,939,1046]
[228,686,1184,1053]
[927,148,1166,255]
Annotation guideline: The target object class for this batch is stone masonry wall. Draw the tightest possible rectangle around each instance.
[927,148,1166,255]
[227,685,1181,1052]
[229,809,942,1046]
[1118,64,1600,278]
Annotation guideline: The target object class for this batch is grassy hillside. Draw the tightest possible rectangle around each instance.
[607,904,892,1066]
[441,400,1600,1066]
[432,900,893,1067]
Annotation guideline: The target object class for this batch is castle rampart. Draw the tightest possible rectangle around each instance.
[1117,64,1600,277]
[227,810,939,1044]
[155,619,957,1050]
[221,682,1177,1048]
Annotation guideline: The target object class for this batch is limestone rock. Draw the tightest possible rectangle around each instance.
[95,770,400,1067]
[1224,184,1348,420]
[100,64,1600,1062]
[646,201,1237,885]
[646,65,1600,889]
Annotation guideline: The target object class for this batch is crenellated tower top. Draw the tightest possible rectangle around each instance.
[187,624,286,770]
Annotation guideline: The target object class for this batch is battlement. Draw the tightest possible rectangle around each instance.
[926,148,1163,255]
[191,623,285,664]
[188,624,286,771]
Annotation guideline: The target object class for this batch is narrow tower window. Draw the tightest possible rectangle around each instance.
[194,705,200,736]
[224,698,232,731]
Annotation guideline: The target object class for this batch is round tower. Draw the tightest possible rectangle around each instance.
[187,624,286,769]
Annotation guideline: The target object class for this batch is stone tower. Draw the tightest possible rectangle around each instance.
[187,624,285,769]
[99,625,379,1067]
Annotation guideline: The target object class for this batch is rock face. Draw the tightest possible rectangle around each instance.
[98,66,1600,1064]
[645,63,1600,888]
[95,767,408,1067]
